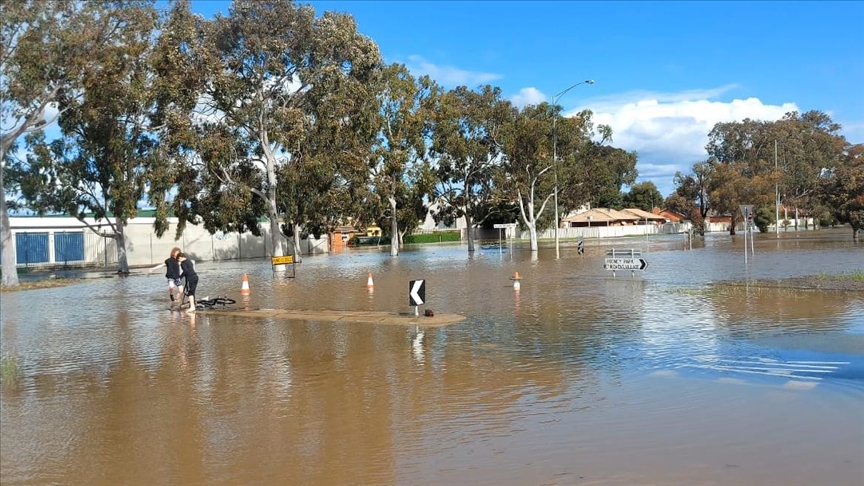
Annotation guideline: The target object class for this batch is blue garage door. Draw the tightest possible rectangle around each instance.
[16,232,49,265]
[55,232,85,263]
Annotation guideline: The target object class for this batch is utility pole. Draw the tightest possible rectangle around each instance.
[551,79,594,259]
[775,140,779,238]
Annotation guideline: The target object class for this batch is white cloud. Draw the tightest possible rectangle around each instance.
[559,88,799,196]
[509,87,547,108]
[405,55,502,87]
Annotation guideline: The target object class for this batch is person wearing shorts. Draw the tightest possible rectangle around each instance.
[177,252,199,313]
[149,247,183,305]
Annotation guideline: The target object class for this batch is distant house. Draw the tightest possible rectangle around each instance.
[619,208,667,225]
[561,208,640,227]
[652,207,688,223]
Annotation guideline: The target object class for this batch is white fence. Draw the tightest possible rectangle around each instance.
[530,222,692,240]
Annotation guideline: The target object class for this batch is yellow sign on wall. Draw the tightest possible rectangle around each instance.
[271,255,294,265]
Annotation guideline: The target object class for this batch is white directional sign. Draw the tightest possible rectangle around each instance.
[493,223,517,229]
[604,258,648,270]
[409,279,426,306]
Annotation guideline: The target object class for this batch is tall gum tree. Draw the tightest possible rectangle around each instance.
[185,0,381,260]
[502,104,622,252]
[18,1,162,274]
[369,64,437,256]
[431,85,510,253]
[820,143,864,240]
[1,0,141,285]
[706,111,847,232]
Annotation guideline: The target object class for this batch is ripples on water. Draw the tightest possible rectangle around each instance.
[2,229,863,485]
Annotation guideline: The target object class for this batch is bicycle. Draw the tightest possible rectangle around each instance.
[178,291,236,310]
[194,296,236,310]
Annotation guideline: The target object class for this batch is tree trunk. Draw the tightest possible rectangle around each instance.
[0,149,20,287]
[854,228,860,241]
[389,195,398,257]
[528,223,538,252]
[262,139,284,259]
[116,223,130,274]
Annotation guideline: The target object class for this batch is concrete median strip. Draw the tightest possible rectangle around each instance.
[200,308,466,327]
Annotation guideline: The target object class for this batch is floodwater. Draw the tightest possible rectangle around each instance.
[2,228,863,486]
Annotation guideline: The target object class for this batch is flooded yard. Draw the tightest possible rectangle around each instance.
[2,229,863,485]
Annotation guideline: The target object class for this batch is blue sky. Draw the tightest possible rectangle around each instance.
[190,0,863,197]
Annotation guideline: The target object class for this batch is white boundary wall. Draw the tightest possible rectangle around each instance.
[7,216,328,268]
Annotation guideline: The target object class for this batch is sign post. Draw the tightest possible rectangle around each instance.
[604,249,647,278]
[409,279,426,316]
[271,254,296,277]
[493,223,517,256]
[739,205,754,264]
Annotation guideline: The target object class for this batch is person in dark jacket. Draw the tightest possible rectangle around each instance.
[176,252,199,313]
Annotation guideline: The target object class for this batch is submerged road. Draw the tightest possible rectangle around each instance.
[200,307,466,327]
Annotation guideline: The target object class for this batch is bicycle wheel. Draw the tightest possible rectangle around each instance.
[214,297,236,306]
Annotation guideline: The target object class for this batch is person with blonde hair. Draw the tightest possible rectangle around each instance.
[149,247,183,305]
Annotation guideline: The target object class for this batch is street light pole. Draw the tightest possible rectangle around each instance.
[551,79,594,259]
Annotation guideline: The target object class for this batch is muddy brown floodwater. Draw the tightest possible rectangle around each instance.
[2,229,863,486]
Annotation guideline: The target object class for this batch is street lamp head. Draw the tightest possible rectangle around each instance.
[585,79,595,85]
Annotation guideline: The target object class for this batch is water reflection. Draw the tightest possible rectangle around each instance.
[2,228,863,485]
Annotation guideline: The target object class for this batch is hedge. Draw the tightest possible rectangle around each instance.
[403,231,461,244]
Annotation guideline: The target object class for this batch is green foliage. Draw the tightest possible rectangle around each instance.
[172,0,383,257]
[431,84,510,252]
[403,232,461,244]
[818,143,864,239]
[754,206,775,233]
[702,111,848,235]
[622,181,662,211]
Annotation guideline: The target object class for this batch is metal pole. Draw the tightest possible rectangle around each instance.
[747,220,756,255]
[775,140,779,238]
[553,108,560,259]
[550,79,594,260]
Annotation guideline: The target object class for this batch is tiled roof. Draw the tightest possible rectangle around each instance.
[561,208,640,223]
[620,208,666,220]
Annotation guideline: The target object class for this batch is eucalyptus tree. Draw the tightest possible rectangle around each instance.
[1,0,147,285]
[18,1,163,274]
[501,104,624,252]
[430,85,510,253]
[499,104,553,251]
[566,142,637,210]
[622,181,663,212]
[820,143,864,240]
[552,109,624,213]
[667,160,713,234]
[771,111,847,227]
[368,64,438,256]
[183,0,381,259]
[706,111,847,231]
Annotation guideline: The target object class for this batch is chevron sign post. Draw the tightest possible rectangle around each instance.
[409,279,426,316]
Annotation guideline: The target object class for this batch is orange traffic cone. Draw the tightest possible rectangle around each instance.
[367,272,374,289]
[510,271,521,290]
[240,273,251,295]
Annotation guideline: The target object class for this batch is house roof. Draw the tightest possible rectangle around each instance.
[561,208,640,223]
[620,208,666,221]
